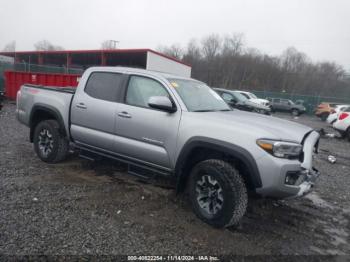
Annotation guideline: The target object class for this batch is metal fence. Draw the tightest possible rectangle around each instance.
[252,90,350,114]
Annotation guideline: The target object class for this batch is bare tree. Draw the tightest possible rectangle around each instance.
[222,33,244,56]
[157,44,184,59]
[160,33,349,97]
[34,40,64,51]
[2,41,16,52]
[101,40,119,50]
[201,34,221,60]
[184,39,201,60]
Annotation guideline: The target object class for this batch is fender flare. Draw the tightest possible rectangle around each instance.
[29,104,66,142]
[175,137,262,192]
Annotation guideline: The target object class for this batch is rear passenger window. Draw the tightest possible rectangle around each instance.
[85,72,123,102]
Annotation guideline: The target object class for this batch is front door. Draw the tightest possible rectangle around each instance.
[114,75,181,169]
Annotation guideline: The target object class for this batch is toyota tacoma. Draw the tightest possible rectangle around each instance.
[16,67,320,228]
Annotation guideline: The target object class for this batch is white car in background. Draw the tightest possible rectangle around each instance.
[333,109,350,140]
[326,104,350,124]
[237,91,270,107]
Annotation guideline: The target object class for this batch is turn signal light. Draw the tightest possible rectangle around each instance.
[339,112,349,120]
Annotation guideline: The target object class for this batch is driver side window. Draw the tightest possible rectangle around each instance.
[126,75,169,108]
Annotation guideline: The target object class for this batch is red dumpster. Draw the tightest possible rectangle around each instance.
[4,71,81,100]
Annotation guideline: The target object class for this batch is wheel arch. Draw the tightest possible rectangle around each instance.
[175,137,262,193]
[29,105,66,142]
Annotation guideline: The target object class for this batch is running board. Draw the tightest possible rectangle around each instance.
[128,165,157,180]
[77,147,172,178]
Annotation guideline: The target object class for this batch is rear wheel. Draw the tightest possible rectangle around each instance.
[346,128,350,142]
[33,120,69,163]
[188,159,248,228]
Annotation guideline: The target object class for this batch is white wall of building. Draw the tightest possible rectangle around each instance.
[146,51,191,78]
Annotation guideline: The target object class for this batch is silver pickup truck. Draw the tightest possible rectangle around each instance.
[16,67,320,228]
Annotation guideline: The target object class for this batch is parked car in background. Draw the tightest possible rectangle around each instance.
[237,91,270,107]
[326,104,350,125]
[16,67,320,228]
[295,100,305,106]
[214,88,271,115]
[314,102,341,121]
[0,90,4,111]
[268,98,306,116]
[333,109,350,140]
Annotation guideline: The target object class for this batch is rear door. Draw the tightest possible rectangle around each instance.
[280,99,291,111]
[70,72,125,151]
[272,98,281,110]
[114,74,181,169]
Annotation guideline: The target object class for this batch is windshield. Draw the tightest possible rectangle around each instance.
[247,92,257,99]
[232,91,248,102]
[168,79,230,112]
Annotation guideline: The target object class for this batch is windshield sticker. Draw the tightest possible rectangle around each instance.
[171,82,179,88]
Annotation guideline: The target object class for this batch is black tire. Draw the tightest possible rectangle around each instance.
[346,128,350,142]
[188,159,248,228]
[33,120,69,163]
[291,109,300,116]
[320,113,329,121]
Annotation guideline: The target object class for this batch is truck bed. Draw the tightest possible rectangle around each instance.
[17,84,76,139]
[23,84,76,94]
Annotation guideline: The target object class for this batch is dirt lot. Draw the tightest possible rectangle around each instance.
[0,100,349,256]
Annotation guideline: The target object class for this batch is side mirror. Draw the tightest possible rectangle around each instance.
[148,96,176,113]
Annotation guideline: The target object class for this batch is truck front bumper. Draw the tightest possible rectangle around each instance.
[255,131,320,199]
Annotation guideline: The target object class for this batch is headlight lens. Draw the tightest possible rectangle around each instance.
[257,139,302,158]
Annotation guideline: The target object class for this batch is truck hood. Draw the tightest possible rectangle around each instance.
[192,110,312,143]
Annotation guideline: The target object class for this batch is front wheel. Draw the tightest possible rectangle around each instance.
[33,120,69,163]
[291,109,300,116]
[188,159,248,228]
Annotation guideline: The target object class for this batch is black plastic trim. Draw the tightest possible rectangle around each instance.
[76,141,173,176]
[175,136,263,191]
[29,104,67,142]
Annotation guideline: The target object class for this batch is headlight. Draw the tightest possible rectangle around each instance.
[257,139,302,159]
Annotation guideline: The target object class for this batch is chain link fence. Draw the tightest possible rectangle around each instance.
[252,90,350,114]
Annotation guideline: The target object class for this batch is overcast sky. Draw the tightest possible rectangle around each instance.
[1,0,350,70]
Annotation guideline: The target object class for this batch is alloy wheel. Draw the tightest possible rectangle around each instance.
[196,174,224,215]
[38,128,54,157]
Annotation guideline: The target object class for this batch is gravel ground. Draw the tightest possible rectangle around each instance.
[0,100,349,256]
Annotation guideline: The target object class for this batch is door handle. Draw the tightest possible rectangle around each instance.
[118,111,132,118]
[76,103,87,109]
